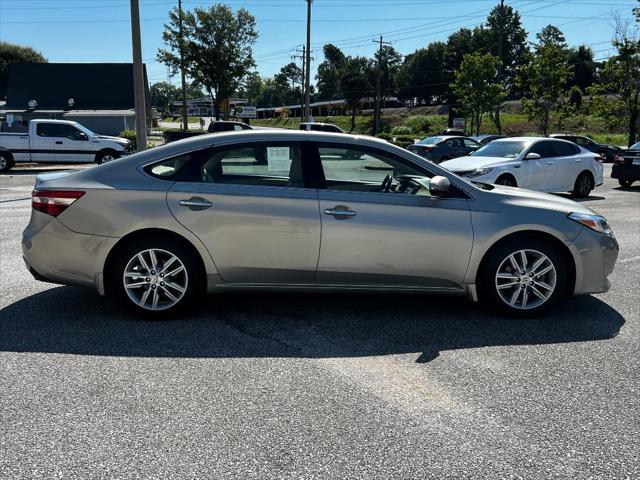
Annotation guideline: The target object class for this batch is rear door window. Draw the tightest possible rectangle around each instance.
[36,123,57,137]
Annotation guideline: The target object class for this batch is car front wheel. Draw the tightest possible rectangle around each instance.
[478,240,567,317]
[618,179,633,188]
[110,238,202,317]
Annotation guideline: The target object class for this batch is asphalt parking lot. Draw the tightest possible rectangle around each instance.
[1,164,638,479]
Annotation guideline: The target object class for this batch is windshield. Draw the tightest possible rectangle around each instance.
[471,141,528,158]
[417,136,445,145]
[631,142,640,150]
[74,123,97,136]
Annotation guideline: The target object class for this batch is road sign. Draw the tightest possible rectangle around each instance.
[452,117,466,131]
[235,106,257,119]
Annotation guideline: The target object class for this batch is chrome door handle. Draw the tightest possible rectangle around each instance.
[546,161,555,165]
[574,159,582,162]
[179,197,212,211]
[324,206,357,220]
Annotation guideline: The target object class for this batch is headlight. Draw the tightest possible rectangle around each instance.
[569,212,614,236]
[466,167,493,177]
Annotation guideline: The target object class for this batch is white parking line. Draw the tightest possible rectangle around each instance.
[619,255,640,264]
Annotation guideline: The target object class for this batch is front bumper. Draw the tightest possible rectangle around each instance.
[570,228,619,295]
[22,212,118,292]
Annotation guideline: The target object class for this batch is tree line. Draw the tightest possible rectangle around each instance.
[1,2,637,145]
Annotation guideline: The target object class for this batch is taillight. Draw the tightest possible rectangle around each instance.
[32,190,85,217]
[613,154,624,163]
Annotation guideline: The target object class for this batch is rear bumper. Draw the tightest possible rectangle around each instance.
[571,228,619,295]
[22,212,118,292]
[611,163,640,181]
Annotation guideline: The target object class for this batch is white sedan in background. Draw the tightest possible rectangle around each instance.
[439,137,604,198]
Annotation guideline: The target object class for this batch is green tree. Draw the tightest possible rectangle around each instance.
[371,45,402,106]
[484,3,529,132]
[587,23,640,146]
[452,53,506,135]
[150,81,180,110]
[517,25,573,136]
[0,42,47,98]
[567,45,597,92]
[316,44,347,100]
[396,42,448,106]
[339,56,373,132]
[158,4,258,120]
[239,72,264,105]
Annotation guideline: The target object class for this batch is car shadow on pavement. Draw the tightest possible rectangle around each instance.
[0,286,625,363]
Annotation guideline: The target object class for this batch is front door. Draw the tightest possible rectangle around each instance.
[522,140,557,190]
[313,143,473,290]
[31,123,56,162]
[53,123,94,163]
[166,141,321,284]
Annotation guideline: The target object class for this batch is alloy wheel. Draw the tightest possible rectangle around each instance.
[494,249,557,310]
[576,174,592,197]
[122,248,188,311]
[0,156,7,170]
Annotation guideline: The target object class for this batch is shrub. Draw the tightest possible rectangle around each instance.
[404,115,431,134]
[391,125,412,135]
[118,129,137,151]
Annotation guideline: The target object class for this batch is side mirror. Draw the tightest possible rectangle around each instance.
[429,176,451,195]
[525,152,541,160]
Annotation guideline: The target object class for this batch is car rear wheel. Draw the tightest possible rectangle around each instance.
[478,239,566,317]
[0,152,14,172]
[618,179,633,188]
[110,238,202,317]
[571,172,593,198]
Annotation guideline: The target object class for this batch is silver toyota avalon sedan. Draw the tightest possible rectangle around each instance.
[22,130,618,317]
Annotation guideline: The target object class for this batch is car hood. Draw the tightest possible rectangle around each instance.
[486,184,596,215]
[95,135,129,144]
[440,156,513,171]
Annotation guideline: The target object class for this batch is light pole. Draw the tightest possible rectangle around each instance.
[304,0,312,122]
[178,0,189,129]
[129,0,147,151]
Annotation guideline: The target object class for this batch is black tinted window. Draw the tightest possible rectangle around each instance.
[550,141,580,156]
[529,141,554,158]
[55,124,86,140]
[36,123,57,137]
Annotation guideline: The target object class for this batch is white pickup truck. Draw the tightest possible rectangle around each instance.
[0,119,132,172]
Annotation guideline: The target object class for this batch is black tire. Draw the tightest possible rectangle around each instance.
[108,237,203,318]
[477,238,567,317]
[495,174,517,187]
[95,149,120,165]
[571,171,593,198]
[618,179,633,188]
[0,152,14,173]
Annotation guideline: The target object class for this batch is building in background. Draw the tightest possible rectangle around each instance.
[0,63,151,135]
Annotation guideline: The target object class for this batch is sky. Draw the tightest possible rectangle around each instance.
[0,0,637,88]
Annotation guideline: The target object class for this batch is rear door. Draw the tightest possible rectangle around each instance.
[31,123,56,162]
[549,140,583,190]
[53,124,94,163]
[165,141,321,284]
[313,142,473,290]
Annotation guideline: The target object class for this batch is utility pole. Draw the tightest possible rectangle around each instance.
[495,0,505,134]
[293,46,306,118]
[178,0,189,130]
[373,35,392,136]
[304,0,312,122]
[129,0,147,151]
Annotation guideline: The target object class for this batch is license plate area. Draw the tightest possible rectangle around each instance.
[633,158,640,166]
